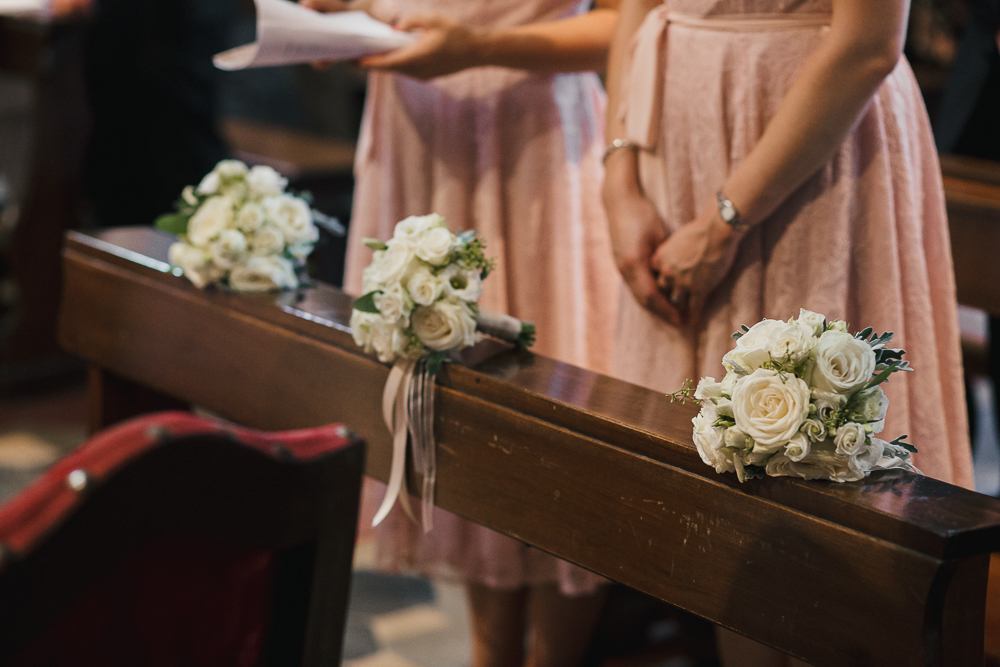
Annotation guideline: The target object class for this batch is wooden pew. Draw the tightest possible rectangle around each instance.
[59,227,1000,667]
[942,154,1000,317]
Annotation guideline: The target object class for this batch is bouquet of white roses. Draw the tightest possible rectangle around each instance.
[352,213,534,532]
[156,159,319,292]
[683,309,918,483]
[350,213,534,373]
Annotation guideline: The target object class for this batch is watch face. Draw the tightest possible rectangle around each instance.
[721,203,736,222]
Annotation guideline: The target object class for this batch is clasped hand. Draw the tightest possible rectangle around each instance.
[301,0,480,80]
[605,178,739,327]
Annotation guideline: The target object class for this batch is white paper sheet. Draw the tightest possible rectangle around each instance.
[0,0,48,18]
[214,0,415,70]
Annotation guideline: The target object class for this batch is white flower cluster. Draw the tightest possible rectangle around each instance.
[161,160,319,292]
[690,309,917,483]
[350,214,493,364]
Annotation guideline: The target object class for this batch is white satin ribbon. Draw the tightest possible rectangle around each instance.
[372,358,417,527]
[372,357,438,533]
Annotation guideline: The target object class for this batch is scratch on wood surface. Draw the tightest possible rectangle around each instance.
[553,489,561,500]
[439,443,457,456]
[629,520,640,547]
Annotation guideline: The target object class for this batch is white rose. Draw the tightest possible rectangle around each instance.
[411,299,477,351]
[694,377,723,401]
[215,159,249,178]
[370,316,398,363]
[370,241,415,286]
[228,256,297,292]
[361,262,380,294]
[250,225,285,257]
[247,165,288,199]
[405,265,444,306]
[731,368,811,449]
[187,196,235,247]
[800,417,826,442]
[715,397,734,418]
[721,372,738,397]
[766,321,817,365]
[237,203,266,233]
[374,284,410,326]
[851,386,889,434]
[350,309,378,353]
[287,242,314,260]
[784,432,811,462]
[834,422,868,458]
[849,436,885,475]
[439,264,483,302]
[811,330,876,395]
[828,319,849,333]
[196,171,220,196]
[724,426,749,451]
[393,214,444,244]
[692,411,735,474]
[264,195,318,245]
[811,388,848,421]
[182,186,198,207]
[210,229,248,270]
[169,242,223,289]
[766,448,863,483]
[723,319,784,374]
[414,226,454,266]
[796,309,827,336]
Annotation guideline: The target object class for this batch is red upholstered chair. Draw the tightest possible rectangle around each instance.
[0,411,365,667]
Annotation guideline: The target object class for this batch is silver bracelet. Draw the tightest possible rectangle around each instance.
[602,138,639,164]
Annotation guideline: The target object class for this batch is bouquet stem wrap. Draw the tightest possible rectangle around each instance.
[373,357,438,533]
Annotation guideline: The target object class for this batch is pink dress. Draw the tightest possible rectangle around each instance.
[614,0,973,487]
[343,0,620,594]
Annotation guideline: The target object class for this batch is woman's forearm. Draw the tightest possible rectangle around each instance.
[605,0,661,143]
[472,6,619,73]
[722,0,910,227]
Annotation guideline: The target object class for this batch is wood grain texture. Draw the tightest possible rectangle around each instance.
[59,228,1000,666]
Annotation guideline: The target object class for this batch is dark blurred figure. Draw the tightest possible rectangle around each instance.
[935,0,1000,158]
[83,0,240,227]
[933,0,1000,485]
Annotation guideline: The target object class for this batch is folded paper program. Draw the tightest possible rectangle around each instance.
[0,0,47,17]
[214,0,415,70]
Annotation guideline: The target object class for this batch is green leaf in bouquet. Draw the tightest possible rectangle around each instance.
[865,361,903,389]
[890,434,917,453]
[731,323,750,340]
[425,351,447,376]
[855,326,874,342]
[155,213,191,235]
[518,321,536,348]
[742,465,766,481]
[362,238,388,251]
[353,290,382,314]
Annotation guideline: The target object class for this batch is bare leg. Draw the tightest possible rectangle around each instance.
[524,584,609,667]
[715,628,811,667]
[466,583,529,667]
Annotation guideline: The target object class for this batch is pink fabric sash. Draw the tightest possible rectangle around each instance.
[620,9,832,149]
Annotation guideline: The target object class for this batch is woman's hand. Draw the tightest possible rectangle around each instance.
[358,14,483,80]
[603,150,682,326]
[651,202,740,324]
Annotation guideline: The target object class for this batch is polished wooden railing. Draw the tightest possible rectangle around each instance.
[59,227,1000,666]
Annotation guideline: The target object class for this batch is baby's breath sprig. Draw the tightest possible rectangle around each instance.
[666,378,696,404]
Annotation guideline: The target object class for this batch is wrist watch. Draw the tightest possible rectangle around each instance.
[717,191,748,231]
